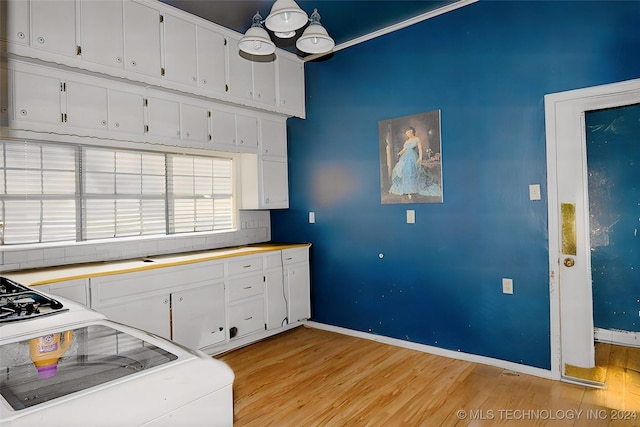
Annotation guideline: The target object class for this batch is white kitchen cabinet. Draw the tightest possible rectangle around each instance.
[123,0,162,77]
[65,79,109,132]
[196,25,227,95]
[264,252,287,330]
[241,154,289,209]
[210,108,236,148]
[2,0,30,46]
[277,54,305,118]
[180,102,209,143]
[283,247,311,323]
[37,278,90,307]
[163,13,198,87]
[235,113,258,149]
[172,282,226,349]
[228,297,265,339]
[11,69,62,126]
[107,89,145,135]
[253,59,276,106]
[226,254,265,340]
[260,118,287,157]
[146,96,181,139]
[98,292,171,339]
[30,0,77,58]
[79,0,124,69]
[227,37,276,108]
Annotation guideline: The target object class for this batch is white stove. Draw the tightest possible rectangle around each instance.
[0,277,234,427]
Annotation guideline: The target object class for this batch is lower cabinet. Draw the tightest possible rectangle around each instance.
[283,247,311,323]
[172,282,226,349]
[37,278,90,306]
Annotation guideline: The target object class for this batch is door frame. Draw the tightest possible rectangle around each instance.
[545,78,640,381]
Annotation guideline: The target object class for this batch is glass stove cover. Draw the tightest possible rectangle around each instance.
[1,325,178,410]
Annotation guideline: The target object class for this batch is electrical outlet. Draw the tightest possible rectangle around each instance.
[529,184,541,201]
[309,212,315,223]
[406,210,415,224]
[502,278,513,294]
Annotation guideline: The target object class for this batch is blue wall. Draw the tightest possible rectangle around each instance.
[271,1,640,370]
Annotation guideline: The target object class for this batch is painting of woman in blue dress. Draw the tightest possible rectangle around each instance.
[379,110,443,204]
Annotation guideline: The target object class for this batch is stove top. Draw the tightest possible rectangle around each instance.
[0,277,67,323]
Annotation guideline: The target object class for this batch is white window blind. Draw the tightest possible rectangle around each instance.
[168,155,233,234]
[0,141,77,244]
[0,140,235,246]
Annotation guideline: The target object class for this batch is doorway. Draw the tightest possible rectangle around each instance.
[545,78,640,384]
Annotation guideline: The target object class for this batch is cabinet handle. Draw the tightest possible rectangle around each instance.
[242,264,252,268]
[243,286,252,290]
[244,316,253,321]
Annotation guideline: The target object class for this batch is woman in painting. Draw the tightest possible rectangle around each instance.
[389,127,439,198]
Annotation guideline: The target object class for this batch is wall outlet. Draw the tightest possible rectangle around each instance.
[309,212,315,223]
[529,184,541,201]
[406,210,415,224]
[502,278,514,294]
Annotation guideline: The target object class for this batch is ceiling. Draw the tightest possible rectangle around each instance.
[159,0,457,56]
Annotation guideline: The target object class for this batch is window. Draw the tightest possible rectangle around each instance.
[0,140,234,245]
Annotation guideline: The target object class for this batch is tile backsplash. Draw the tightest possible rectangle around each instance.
[0,210,270,273]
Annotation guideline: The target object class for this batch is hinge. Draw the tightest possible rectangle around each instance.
[61,113,67,123]
[264,323,267,330]
[207,111,211,118]
[159,14,163,23]
[143,98,148,107]
[60,82,66,92]
[208,134,212,141]
[76,45,81,56]
[224,38,227,46]
[144,124,149,133]
[225,84,229,92]
[161,67,165,76]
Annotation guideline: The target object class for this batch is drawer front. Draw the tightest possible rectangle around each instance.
[227,255,263,276]
[228,274,264,302]
[228,298,265,339]
[264,252,282,269]
[282,248,308,265]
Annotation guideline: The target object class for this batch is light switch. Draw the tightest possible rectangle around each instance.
[309,212,315,224]
[406,210,415,224]
[529,184,541,201]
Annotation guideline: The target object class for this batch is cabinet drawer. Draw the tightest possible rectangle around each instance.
[228,274,263,302]
[228,298,264,339]
[227,255,263,276]
[282,248,308,265]
[264,252,282,269]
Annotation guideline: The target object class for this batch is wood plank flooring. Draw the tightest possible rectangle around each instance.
[216,326,640,426]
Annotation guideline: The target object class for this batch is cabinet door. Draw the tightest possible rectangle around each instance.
[277,55,305,116]
[210,109,236,148]
[286,262,310,323]
[227,38,253,101]
[172,282,226,349]
[108,89,145,135]
[65,80,109,131]
[4,0,30,45]
[30,0,77,57]
[12,70,62,125]
[235,114,258,149]
[253,60,276,106]
[163,13,197,86]
[265,268,287,330]
[123,0,162,77]
[47,278,90,306]
[261,158,289,208]
[146,97,180,139]
[260,118,287,157]
[181,103,209,143]
[196,26,227,94]
[79,0,124,69]
[98,294,171,339]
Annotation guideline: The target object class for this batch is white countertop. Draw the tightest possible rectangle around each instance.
[3,243,310,286]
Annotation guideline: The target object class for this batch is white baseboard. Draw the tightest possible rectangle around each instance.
[303,321,553,380]
[594,327,640,348]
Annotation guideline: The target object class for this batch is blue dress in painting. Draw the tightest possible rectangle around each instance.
[389,139,440,197]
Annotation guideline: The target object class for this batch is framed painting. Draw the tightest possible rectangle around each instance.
[379,110,443,204]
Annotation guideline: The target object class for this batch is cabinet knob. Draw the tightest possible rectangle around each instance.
[114,122,120,128]
[101,120,107,127]
[192,76,197,83]
[163,298,169,304]
[116,57,123,64]
[17,32,25,39]
[131,60,137,67]
[37,36,45,44]
[202,79,207,85]
[178,296,183,302]
[20,109,27,116]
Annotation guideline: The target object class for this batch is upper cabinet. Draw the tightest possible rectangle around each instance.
[2,0,305,119]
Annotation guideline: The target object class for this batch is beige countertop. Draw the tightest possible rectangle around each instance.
[3,243,311,286]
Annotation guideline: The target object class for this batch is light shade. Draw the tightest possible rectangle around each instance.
[295,9,335,54]
[239,13,276,56]
[265,0,308,34]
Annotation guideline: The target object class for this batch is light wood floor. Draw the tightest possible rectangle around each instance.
[217,326,640,426]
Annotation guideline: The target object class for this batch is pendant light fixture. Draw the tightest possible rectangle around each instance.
[238,12,276,56]
[239,1,334,56]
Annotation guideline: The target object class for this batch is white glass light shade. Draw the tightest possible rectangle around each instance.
[296,23,335,54]
[239,25,276,55]
[265,0,308,34]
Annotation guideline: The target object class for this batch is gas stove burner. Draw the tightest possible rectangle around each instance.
[0,277,67,323]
